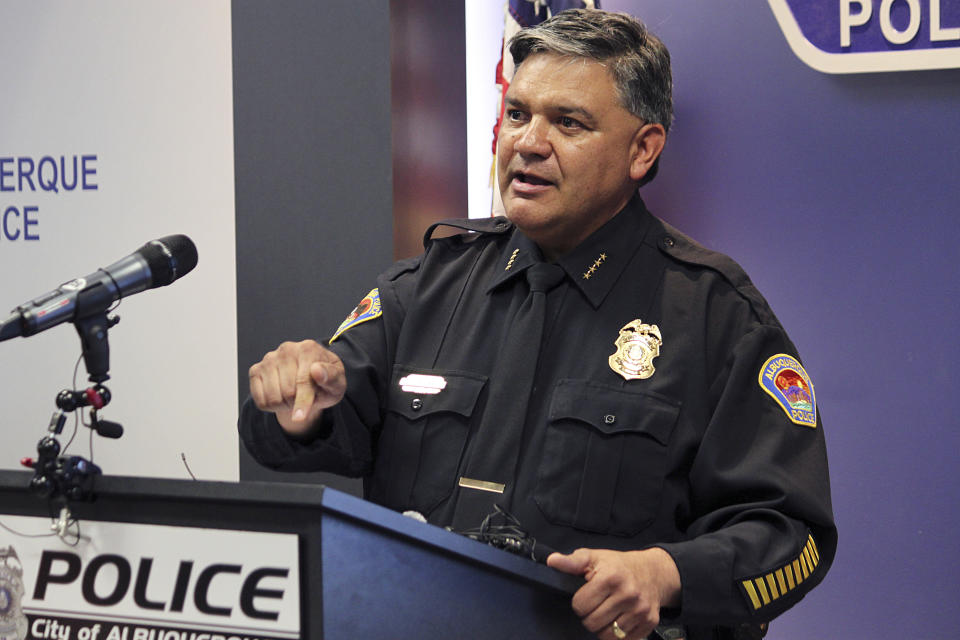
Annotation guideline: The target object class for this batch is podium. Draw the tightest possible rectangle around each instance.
[0,469,589,639]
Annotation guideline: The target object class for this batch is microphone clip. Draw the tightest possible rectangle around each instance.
[74,309,119,384]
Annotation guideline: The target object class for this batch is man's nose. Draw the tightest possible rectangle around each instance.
[514,117,551,157]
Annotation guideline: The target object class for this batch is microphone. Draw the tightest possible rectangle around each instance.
[0,234,198,342]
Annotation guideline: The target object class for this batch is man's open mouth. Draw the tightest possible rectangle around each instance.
[515,172,552,186]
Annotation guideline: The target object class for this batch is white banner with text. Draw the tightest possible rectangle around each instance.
[0,517,299,640]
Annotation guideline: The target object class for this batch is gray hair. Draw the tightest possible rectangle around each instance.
[509,9,673,185]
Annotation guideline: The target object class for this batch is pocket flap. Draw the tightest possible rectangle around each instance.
[387,365,487,420]
[548,379,680,444]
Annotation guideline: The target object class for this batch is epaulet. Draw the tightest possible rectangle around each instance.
[381,255,422,282]
[422,216,512,249]
[652,219,779,326]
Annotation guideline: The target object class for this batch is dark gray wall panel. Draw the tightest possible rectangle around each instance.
[232,0,393,493]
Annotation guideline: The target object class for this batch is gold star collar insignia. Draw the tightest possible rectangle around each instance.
[582,253,608,280]
[505,249,519,271]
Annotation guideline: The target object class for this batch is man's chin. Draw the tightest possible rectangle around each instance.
[502,196,554,226]
[502,206,561,242]
[503,207,548,233]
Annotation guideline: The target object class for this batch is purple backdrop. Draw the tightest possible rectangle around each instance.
[605,1,960,637]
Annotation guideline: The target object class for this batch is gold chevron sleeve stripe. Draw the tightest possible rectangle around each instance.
[739,534,822,611]
[765,573,780,599]
[755,578,771,605]
[807,540,819,567]
[742,580,762,610]
[775,568,788,594]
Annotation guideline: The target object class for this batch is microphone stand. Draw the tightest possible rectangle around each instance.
[23,307,125,536]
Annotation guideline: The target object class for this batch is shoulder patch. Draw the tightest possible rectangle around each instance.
[329,288,382,344]
[758,354,817,427]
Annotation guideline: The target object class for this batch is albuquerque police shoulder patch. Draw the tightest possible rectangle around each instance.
[759,354,817,428]
[329,288,382,344]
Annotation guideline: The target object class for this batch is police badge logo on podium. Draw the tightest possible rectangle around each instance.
[0,546,28,640]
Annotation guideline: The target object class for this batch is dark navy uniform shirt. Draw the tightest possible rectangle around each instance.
[240,196,836,632]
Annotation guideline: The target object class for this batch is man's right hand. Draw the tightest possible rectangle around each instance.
[248,340,346,437]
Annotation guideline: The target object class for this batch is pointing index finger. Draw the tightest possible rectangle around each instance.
[291,355,318,422]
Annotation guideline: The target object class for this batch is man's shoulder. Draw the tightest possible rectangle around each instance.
[649,217,779,327]
[650,218,750,285]
[421,216,513,249]
[379,217,511,284]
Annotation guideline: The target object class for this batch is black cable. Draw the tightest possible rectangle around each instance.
[180,452,197,480]
[60,353,85,453]
[451,504,556,563]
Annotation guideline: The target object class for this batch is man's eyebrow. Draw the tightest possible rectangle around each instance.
[504,96,527,110]
[557,104,597,123]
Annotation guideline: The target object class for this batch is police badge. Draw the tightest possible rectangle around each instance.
[608,320,662,381]
[0,547,27,640]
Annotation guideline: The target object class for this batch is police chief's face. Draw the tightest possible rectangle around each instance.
[497,52,661,259]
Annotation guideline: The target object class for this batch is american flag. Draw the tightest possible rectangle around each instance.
[490,0,599,215]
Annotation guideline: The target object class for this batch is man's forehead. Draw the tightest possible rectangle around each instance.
[514,52,611,82]
[511,54,614,96]
[507,53,621,114]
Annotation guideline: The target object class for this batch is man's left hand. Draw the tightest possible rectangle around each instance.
[547,547,681,640]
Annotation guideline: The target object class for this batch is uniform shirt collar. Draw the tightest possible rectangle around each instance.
[558,194,654,308]
[486,230,544,292]
[486,195,654,307]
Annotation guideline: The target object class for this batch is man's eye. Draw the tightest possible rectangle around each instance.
[506,109,525,122]
[559,116,582,129]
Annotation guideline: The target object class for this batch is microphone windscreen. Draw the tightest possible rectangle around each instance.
[140,235,198,286]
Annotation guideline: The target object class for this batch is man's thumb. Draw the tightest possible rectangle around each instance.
[311,360,331,386]
[547,548,592,576]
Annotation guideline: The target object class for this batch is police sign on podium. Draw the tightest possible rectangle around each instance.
[0,470,587,640]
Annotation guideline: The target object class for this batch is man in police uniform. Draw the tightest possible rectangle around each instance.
[240,9,836,640]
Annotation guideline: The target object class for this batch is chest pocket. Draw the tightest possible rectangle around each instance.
[375,365,487,515]
[535,379,680,536]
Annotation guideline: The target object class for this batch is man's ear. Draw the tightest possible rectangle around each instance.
[629,123,666,182]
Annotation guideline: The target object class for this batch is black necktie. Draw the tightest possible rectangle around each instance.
[452,261,566,529]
